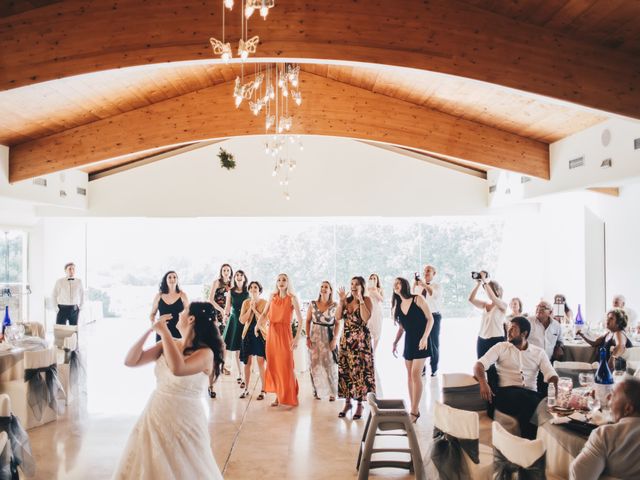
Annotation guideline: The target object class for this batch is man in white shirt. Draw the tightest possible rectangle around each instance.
[474,316,558,439]
[414,264,442,376]
[528,301,563,396]
[52,262,84,326]
[570,377,640,480]
[613,294,637,333]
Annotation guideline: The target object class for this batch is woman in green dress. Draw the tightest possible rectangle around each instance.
[223,270,249,387]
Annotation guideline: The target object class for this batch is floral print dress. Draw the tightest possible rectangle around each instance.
[309,301,338,398]
[338,304,376,401]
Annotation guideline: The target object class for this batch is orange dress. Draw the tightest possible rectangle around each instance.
[264,294,299,406]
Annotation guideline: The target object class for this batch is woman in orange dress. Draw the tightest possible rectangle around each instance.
[257,273,303,407]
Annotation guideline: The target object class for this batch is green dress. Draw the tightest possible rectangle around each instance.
[223,289,248,351]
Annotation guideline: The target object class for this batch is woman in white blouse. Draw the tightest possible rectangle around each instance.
[468,271,507,359]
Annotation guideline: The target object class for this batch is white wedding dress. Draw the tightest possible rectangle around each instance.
[112,355,223,479]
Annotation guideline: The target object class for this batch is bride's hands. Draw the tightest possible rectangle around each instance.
[152,314,173,334]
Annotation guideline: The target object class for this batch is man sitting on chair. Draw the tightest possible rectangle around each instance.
[570,377,640,480]
[473,316,558,439]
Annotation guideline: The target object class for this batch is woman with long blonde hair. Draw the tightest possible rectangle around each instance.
[257,273,304,406]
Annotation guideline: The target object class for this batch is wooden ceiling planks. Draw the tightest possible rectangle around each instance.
[0,0,637,119]
[8,72,550,182]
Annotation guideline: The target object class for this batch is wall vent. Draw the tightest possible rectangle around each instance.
[521,176,531,184]
[76,187,87,196]
[569,157,585,169]
[600,158,612,168]
[59,190,67,198]
[505,188,511,195]
[32,178,47,187]
[635,138,640,150]
[489,185,497,193]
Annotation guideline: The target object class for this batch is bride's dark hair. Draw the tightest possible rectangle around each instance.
[184,301,225,381]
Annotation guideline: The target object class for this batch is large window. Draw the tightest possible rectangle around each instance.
[87,217,504,320]
[0,230,28,321]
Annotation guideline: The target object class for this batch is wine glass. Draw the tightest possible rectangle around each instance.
[587,395,600,415]
[613,370,626,384]
[579,373,594,387]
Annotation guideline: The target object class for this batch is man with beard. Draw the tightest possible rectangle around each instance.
[473,316,558,439]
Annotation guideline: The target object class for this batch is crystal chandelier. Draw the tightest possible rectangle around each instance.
[210,0,268,63]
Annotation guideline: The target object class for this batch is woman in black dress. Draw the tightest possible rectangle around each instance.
[223,270,249,387]
[391,277,433,422]
[239,281,267,399]
[149,271,189,342]
[577,308,632,370]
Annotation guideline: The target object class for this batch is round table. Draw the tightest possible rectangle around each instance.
[563,341,597,363]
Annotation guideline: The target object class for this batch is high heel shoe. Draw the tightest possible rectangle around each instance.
[410,411,421,423]
[239,389,249,399]
[353,403,364,420]
[338,403,352,418]
[208,386,216,399]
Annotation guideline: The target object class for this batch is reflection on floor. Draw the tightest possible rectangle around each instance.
[27,316,489,479]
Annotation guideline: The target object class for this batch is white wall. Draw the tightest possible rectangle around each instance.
[88,136,489,216]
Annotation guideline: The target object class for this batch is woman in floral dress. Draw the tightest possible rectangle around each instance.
[336,276,375,420]
[306,281,338,401]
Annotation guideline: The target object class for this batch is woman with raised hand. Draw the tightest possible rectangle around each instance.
[257,273,303,407]
[336,276,375,420]
[306,281,338,402]
[115,302,225,479]
[391,277,433,422]
[223,270,249,388]
[239,281,268,400]
[149,271,189,342]
[367,273,384,352]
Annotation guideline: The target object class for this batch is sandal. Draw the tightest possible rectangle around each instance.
[208,386,217,399]
[222,367,231,376]
[257,391,265,401]
[240,381,246,389]
[329,396,336,402]
[410,412,421,423]
[271,399,279,407]
[338,403,352,418]
[236,377,242,384]
[353,403,364,420]
[240,389,249,399]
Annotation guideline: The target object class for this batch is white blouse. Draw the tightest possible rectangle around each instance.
[479,305,506,339]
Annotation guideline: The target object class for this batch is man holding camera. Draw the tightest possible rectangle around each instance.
[413,264,442,376]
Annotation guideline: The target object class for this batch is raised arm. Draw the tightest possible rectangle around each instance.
[149,293,161,323]
[483,283,507,312]
[257,297,272,330]
[154,315,213,377]
[124,324,164,367]
[468,282,487,310]
[359,297,373,323]
[239,299,252,325]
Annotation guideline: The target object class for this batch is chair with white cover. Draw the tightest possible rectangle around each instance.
[22,322,45,339]
[492,422,563,480]
[441,373,488,412]
[425,401,492,480]
[0,393,36,478]
[57,333,78,406]
[53,325,78,349]
[622,347,640,363]
[0,347,61,429]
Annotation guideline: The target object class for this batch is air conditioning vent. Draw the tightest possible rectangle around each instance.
[600,158,612,168]
[32,178,47,187]
[635,138,640,150]
[76,187,87,196]
[489,185,497,193]
[569,157,585,169]
[521,176,531,184]
[505,188,511,195]
[59,190,67,198]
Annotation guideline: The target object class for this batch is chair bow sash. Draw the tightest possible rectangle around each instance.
[0,414,36,479]
[64,348,83,384]
[430,427,479,480]
[23,363,64,421]
[493,446,546,480]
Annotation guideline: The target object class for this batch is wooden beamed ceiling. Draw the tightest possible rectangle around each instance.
[0,0,638,118]
[8,71,550,182]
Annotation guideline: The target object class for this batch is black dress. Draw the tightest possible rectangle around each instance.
[397,297,432,360]
[156,297,184,341]
[240,303,266,364]
[604,331,633,371]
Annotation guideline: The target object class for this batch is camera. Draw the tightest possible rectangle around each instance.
[471,271,489,280]
[414,272,420,281]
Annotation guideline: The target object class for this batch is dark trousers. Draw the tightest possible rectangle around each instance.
[430,312,442,373]
[494,386,542,440]
[56,305,79,326]
[477,336,504,418]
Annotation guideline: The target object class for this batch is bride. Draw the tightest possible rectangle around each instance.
[113,302,225,479]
